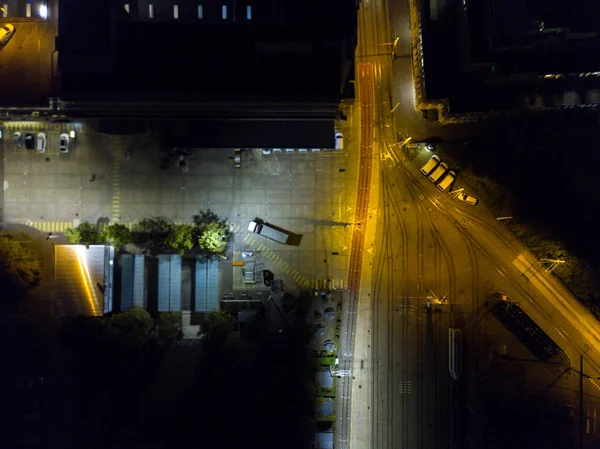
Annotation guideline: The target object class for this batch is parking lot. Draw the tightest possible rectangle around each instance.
[2,116,360,291]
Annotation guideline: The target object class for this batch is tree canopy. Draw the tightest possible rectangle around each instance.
[65,222,101,245]
[101,223,132,248]
[198,222,229,255]
[0,235,42,300]
[166,224,195,255]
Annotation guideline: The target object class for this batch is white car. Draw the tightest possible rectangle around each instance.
[37,132,46,153]
[0,24,15,48]
[59,133,70,153]
[456,192,479,206]
[13,132,23,148]
[334,132,343,150]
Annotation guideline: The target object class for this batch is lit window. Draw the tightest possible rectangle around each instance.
[173,4,179,19]
[198,5,203,19]
[124,3,129,13]
[222,5,227,19]
[148,4,154,18]
[247,5,251,20]
[26,3,31,17]
[2,4,8,18]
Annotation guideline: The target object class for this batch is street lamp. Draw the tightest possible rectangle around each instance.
[39,4,48,20]
[378,37,400,59]
[391,36,399,60]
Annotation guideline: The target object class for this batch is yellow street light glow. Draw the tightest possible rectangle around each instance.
[75,246,100,315]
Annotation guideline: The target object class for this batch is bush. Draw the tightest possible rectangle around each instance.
[65,222,101,245]
[0,236,41,300]
[101,223,132,248]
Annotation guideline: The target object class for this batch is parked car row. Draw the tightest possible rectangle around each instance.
[261,148,323,154]
[420,155,479,205]
[420,155,456,192]
[259,131,344,154]
[13,131,75,153]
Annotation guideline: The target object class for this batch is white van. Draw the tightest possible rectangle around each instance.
[437,171,456,192]
[428,162,448,183]
[420,155,440,176]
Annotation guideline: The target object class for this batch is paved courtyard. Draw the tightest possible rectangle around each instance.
[2,112,361,291]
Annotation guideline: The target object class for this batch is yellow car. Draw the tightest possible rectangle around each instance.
[0,24,15,48]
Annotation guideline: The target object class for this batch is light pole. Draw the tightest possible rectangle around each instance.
[378,37,400,59]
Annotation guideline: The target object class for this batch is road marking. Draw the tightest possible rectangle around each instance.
[111,137,121,222]
[398,380,412,394]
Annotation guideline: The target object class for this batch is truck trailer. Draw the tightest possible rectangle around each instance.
[248,220,292,245]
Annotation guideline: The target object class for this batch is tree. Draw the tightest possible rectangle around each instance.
[131,217,173,255]
[199,310,233,344]
[108,307,154,352]
[65,222,101,245]
[155,312,182,346]
[166,224,195,255]
[0,236,41,299]
[193,209,222,229]
[198,222,229,255]
[101,223,132,248]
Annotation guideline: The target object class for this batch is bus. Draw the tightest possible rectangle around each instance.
[448,328,463,380]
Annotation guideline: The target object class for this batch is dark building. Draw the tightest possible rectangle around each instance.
[421,0,600,115]
[56,0,358,147]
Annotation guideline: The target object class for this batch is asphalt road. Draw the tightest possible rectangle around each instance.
[0,18,56,107]
[355,0,600,448]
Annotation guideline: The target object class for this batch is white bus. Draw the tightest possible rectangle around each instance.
[449,328,463,380]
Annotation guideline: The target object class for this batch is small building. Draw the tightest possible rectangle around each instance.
[120,254,145,311]
[54,245,114,316]
[158,254,182,311]
[194,255,219,312]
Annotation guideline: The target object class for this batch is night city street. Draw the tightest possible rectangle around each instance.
[3,1,600,449]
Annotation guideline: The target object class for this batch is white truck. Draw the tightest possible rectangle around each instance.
[248,220,292,245]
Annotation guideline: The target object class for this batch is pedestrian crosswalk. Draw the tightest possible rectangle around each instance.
[111,137,122,222]
[22,221,73,232]
[398,380,412,394]
[230,221,348,290]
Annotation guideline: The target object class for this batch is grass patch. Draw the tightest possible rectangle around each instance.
[402,145,419,161]
[315,384,336,398]
[316,356,336,367]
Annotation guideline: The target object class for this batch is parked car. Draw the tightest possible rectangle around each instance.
[456,192,479,206]
[334,132,343,150]
[436,170,456,192]
[428,162,448,183]
[420,155,440,176]
[262,148,271,155]
[311,148,321,153]
[37,133,46,153]
[298,148,308,153]
[59,133,70,153]
[285,148,295,153]
[13,132,23,148]
[0,24,15,48]
[24,133,35,150]
[272,148,282,153]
